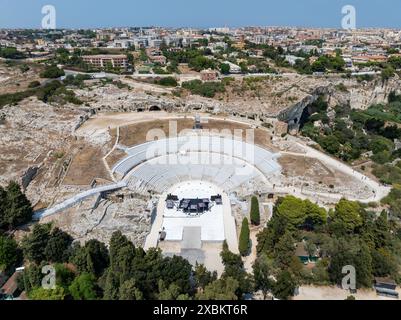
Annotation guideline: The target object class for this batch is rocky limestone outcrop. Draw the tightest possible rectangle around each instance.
[277,75,401,132]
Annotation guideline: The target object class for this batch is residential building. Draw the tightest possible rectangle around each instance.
[200,69,218,81]
[223,61,242,74]
[82,54,128,70]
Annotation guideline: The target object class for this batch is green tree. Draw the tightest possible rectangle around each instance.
[276,196,307,227]
[189,55,215,72]
[373,211,391,248]
[40,65,65,79]
[102,269,120,300]
[156,76,178,87]
[318,135,341,155]
[18,264,42,293]
[1,181,33,230]
[0,47,26,59]
[304,240,317,257]
[119,279,143,300]
[70,239,109,277]
[196,277,239,300]
[44,227,73,263]
[54,263,76,291]
[109,231,132,264]
[381,66,395,82]
[160,255,192,294]
[312,258,330,284]
[273,231,295,269]
[0,235,21,271]
[0,186,6,224]
[253,254,273,299]
[21,223,52,264]
[256,213,289,254]
[69,273,99,300]
[272,270,296,300]
[330,199,363,234]
[221,241,252,298]
[371,248,398,277]
[194,263,217,290]
[239,218,250,256]
[29,286,66,300]
[157,281,189,300]
[328,238,373,288]
[220,63,230,75]
[304,200,327,227]
[250,196,261,226]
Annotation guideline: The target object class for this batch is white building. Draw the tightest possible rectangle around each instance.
[223,61,242,73]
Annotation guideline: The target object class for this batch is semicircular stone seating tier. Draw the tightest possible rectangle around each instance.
[113,134,282,194]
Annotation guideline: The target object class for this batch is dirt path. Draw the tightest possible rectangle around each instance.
[294,285,400,300]
[244,228,259,273]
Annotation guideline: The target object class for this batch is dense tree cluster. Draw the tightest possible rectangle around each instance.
[3,193,399,300]
[40,65,65,79]
[301,91,401,228]
[15,229,254,300]
[162,48,216,72]
[301,95,401,163]
[256,196,401,298]
[274,195,327,229]
[0,182,31,275]
[3,180,400,301]
[21,224,73,265]
[0,47,26,59]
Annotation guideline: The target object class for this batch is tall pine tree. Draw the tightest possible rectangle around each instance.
[2,181,33,230]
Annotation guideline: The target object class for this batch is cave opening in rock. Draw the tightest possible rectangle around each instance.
[298,95,328,130]
[149,105,162,111]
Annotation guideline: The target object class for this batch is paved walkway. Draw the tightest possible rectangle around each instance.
[221,191,239,253]
[279,137,391,203]
[144,193,168,250]
[294,285,401,300]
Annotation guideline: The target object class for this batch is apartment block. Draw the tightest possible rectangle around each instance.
[82,54,128,70]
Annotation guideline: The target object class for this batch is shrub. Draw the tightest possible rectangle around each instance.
[40,65,65,79]
[182,80,225,98]
[0,47,26,59]
[156,77,178,87]
[28,81,41,88]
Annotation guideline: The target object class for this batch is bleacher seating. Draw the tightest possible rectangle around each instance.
[113,134,282,194]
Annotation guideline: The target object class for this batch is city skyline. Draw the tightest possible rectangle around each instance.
[1,0,401,29]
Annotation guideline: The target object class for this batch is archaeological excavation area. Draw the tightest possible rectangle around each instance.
[0,106,387,273]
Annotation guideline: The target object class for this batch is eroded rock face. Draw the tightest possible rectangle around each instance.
[20,166,39,190]
[0,97,87,206]
[42,194,153,247]
[75,75,401,134]
[277,76,401,131]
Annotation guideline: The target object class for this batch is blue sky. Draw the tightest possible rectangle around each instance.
[0,0,399,29]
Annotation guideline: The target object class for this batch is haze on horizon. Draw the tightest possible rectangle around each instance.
[0,0,401,30]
